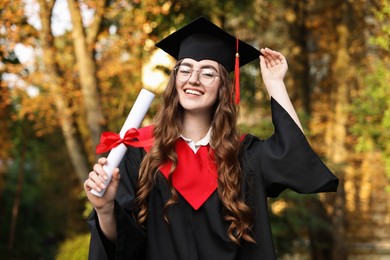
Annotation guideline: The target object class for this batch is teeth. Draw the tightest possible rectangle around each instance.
[185,89,202,95]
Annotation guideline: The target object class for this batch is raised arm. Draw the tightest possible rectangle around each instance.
[259,48,303,132]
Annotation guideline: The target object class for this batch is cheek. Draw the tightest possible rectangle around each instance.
[210,85,221,100]
[175,82,185,103]
[175,80,184,91]
[211,88,219,100]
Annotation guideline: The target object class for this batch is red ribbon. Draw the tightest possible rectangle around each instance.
[96,128,154,154]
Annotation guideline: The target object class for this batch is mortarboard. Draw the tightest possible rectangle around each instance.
[155,16,260,103]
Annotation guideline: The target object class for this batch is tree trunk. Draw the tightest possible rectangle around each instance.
[67,0,105,148]
[287,0,311,114]
[326,24,350,260]
[38,0,90,182]
[8,123,26,252]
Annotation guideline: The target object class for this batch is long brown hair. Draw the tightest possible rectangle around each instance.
[135,60,255,244]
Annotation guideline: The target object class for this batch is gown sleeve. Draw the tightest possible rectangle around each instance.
[87,147,146,260]
[243,98,339,198]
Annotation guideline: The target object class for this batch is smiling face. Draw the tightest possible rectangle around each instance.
[175,58,221,115]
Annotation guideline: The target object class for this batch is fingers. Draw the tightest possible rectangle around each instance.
[112,168,120,181]
[260,48,286,68]
[93,162,108,181]
[84,159,108,193]
[109,168,121,191]
[84,177,103,193]
[98,157,108,165]
[85,168,106,193]
[84,157,121,201]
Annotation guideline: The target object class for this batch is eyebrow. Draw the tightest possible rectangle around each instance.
[180,62,218,72]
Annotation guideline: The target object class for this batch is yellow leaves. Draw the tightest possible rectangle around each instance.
[161,1,172,14]
[0,84,13,160]
[271,199,289,216]
[13,90,59,136]
[143,22,154,34]
[1,0,25,19]
[284,8,296,23]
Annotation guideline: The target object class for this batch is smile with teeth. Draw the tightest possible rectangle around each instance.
[184,89,204,96]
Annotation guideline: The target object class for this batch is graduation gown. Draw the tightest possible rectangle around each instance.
[87,98,339,260]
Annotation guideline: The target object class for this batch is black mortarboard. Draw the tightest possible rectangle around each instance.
[155,17,261,103]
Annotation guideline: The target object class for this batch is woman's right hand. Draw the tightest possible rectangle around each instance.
[84,157,121,214]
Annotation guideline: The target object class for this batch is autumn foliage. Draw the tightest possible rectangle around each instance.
[0,0,389,259]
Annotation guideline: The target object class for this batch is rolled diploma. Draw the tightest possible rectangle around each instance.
[91,88,155,197]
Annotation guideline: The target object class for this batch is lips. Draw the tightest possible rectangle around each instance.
[184,88,204,96]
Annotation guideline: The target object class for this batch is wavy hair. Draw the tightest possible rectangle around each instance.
[135,60,255,244]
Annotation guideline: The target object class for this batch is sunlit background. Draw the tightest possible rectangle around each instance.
[1,0,389,259]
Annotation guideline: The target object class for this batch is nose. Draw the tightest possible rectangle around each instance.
[188,70,201,85]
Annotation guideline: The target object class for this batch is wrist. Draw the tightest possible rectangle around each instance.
[95,201,115,216]
[264,80,286,93]
[263,78,285,86]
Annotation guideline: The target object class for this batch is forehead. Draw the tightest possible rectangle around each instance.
[181,58,219,70]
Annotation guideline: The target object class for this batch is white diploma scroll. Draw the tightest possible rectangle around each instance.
[91,88,155,197]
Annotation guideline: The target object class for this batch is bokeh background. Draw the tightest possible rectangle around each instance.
[0,0,389,259]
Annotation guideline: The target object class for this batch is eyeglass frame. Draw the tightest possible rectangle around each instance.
[173,64,221,86]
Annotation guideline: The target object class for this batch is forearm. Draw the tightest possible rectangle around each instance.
[96,203,117,242]
[264,80,303,132]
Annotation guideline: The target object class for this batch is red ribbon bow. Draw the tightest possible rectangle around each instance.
[96,128,153,154]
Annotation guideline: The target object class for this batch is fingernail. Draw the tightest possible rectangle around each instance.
[100,183,106,189]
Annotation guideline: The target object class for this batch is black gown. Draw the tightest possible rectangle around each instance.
[87,98,339,260]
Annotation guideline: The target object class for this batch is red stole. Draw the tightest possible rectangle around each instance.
[137,126,217,210]
[159,139,217,210]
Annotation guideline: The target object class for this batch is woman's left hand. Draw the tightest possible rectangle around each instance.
[259,48,288,84]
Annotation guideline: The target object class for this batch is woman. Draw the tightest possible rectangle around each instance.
[84,17,338,260]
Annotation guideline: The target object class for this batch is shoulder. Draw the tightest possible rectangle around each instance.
[241,133,262,147]
[240,133,264,161]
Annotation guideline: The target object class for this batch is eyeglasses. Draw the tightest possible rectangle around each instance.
[174,65,220,85]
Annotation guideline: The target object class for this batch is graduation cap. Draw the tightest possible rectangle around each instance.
[155,16,260,104]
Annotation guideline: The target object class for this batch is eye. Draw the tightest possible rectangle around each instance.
[200,69,216,79]
[178,66,192,75]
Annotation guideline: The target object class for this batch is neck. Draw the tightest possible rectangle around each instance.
[181,111,211,142]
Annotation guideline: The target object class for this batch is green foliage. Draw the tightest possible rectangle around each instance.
[269,191,334,258]
[0,117,87,259]
[1,120,57,259]
[369,4,390,51]
[351,1,390,189]
[240,60,263,108]
[351,62,389,152]
[351,60,390,188]
[238,114,274,139]
[56,233,90,260]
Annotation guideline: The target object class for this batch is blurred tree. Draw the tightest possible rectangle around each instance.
[300,0,389,259]
[0,119,86,258]
[36,0,106,182]
[351,0,390,185]
[0,26,15,244]
[1,0,389,259]
[67,0,107,146]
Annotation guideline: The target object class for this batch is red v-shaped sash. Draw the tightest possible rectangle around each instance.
[159,139,217,210]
